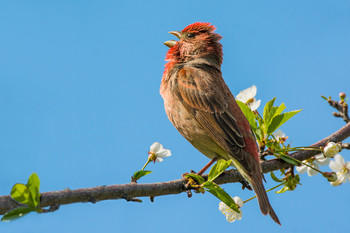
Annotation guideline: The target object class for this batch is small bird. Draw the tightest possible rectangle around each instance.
[160,22,280,225]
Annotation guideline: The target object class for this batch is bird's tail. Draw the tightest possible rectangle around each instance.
[251,178,281,225]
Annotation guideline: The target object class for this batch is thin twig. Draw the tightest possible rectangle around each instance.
[327,96,350,123]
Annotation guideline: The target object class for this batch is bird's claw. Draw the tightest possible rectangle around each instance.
[240,180,252,191]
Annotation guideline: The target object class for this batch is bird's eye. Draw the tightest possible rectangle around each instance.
[187,33,195,38]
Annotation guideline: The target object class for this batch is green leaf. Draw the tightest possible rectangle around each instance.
[208,159,232,182]
[267,106,278,123]
[267,103,287,126]
[1,206,35,222]
[267,110,302,135]
[27,173,40,207]
[133,170,152,181]
[203,181,240,213]
[10,173,41,208]
[273,103,286,118]
[255,128,262,142]
[236,100,257,131]
[10,184,33,207]
[265,140,281,150]
[270,172,284,182]
[263,97,276,124]
[321,95,328,101]
[256,117,265,141]
[275,186,289,194]
[185,174,205,184]
[280,155,300,166]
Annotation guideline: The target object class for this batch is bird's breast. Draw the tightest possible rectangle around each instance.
[162,88,203,139]
[161,83,227,160]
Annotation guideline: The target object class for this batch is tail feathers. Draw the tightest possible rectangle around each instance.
[251,179,281,225]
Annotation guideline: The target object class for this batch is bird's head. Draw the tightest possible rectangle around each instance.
[164,22,223,64]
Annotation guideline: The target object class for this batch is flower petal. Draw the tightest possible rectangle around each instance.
[344,173,350,183]
[307,163,319,176]
[236,85,257,103]
[220,203,235,222]
[273,130,285,139]
[233,196,244,208]
[236,93,247,103]
[156,148,172,158]
[296,165,307,174]
[235,210,243,220]
[226,213,237,223]
[331,178,342,186]
[334,154,345,166]
[156,157,164,162]
[346,162,350,171]
[337,172,347,184]
[219,202,227,212]
[249,99,261,111]
[330,172,343,186]
[150,142,162,153]
[246,85,257,99]
[315,154,330,166]
[330,159,343,172]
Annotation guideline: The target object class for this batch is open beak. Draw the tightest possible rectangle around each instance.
[164,31,181,48]
[169,31,181,39]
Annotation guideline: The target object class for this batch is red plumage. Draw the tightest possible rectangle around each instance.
[181,22,216,33]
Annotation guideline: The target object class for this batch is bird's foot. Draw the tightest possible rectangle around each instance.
[240,180,252,191]
[182,171,206,195]
[197,158,217,176]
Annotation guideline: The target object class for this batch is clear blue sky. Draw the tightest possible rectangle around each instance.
[1,1,349,232]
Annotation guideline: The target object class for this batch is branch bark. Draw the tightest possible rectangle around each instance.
[1,123,349,215]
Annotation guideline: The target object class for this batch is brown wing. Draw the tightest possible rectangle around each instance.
[173,66,282,224]
[173,65,246,158]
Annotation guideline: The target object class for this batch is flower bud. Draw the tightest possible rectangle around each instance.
[323,142,342,158]
[323,172,338,182]
[339,92,346,100]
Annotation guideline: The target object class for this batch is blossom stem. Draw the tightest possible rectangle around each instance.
[280,154,325,174]
[299,161,324,174]
[274,147,322,153]
[293,146,322,149]
[141,159,151,171]
[243,182,286,203]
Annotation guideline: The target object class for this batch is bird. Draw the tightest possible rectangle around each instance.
[160,22,280,225]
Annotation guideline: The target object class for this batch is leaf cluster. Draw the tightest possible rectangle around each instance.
[237,97,301,145]
[2,173,41,222]
[185,160,240,213]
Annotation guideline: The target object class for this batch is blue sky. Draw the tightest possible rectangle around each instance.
[0,1,349,232]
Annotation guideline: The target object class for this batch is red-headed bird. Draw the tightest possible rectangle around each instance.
[160,22,280,225]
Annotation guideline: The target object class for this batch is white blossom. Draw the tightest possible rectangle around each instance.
[296,154,331,176]
[323,142,342,158]
[273,130,285,139]
[236,85,261,111]
[273,129,288,142]
[329,154,350,186]
[219,196,244,223]
[296,162,319,176]
[314,154,330,166]
[149,142,171,162]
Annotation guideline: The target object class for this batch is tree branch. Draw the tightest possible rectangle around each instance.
[1,122,349,215]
